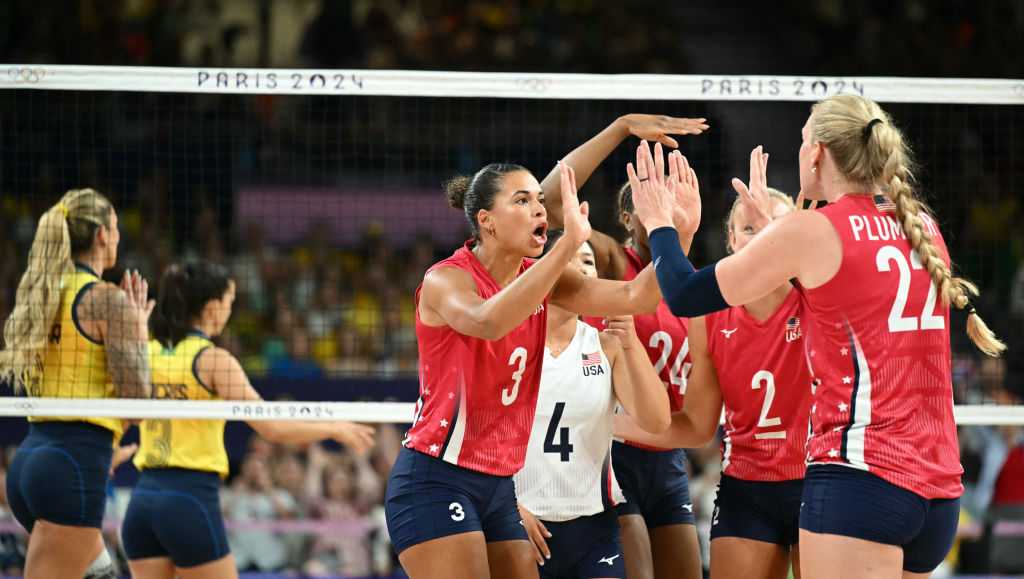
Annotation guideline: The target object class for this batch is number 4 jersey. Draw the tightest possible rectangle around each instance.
[406,242,547,476]
[800,194,961,499]
[514,320,624,521]
[704,288,814,482]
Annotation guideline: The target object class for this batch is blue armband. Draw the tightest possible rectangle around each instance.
[648,227,729,317]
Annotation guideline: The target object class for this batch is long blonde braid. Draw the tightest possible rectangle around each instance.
[812,95,1005,357]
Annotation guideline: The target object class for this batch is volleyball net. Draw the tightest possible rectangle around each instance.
[0,66,1021,427]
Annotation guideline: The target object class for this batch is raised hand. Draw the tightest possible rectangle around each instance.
[731,146,773,227]
[627,141,676,232]
[667,151,702,237]
[559,161,592,247]
[617,114,710,148]
[121,269,155,328]
[331,421,376,455]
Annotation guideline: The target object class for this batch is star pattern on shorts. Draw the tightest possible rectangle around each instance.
[838,402,849,413]
[429,444,440,454]
[448,392,455,399]
[840,347,849,356]
[440,419,449,428]
[828,448,840,458]
[842,376,852,384]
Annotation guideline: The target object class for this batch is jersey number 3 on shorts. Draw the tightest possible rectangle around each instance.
[449,502,465,522]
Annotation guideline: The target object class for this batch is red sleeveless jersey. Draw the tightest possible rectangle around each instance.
[405,242,548,476]
[586,247,690,451]
[704,288,814,481]
[801,194,962,499]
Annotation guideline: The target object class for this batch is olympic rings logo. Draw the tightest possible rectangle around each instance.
[515,78,552,93]
[7,67,47,84]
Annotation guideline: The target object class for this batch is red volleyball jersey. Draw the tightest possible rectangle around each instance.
[405,242,548,476]
[586,247,690,451]
[704,288,814,481]
[800,194,962,499]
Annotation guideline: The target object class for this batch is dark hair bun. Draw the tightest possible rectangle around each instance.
[444,175,471,210]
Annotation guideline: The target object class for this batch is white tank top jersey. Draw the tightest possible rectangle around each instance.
[514,320,625,522]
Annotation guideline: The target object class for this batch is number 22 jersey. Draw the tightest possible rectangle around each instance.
[800,194,961,499]
[405,241,547,476]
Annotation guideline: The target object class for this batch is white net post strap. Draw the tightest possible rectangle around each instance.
[2,66,1023,104]
[0,398,416,423]
[1,398,1022,425]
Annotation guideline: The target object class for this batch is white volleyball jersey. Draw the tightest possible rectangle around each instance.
[514,320,625,522]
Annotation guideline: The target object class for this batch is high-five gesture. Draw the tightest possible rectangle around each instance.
[559,161,592,247]
[667,150,701,237]
[731,146,773,228]
[617,114,709,148]
[628,141,677,233]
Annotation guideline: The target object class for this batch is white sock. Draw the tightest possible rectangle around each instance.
[84,547,114,578]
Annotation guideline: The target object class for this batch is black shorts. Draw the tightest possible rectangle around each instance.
[385,447,527,554]
[800,464,960,574]
[540,510,624,579]
[710,475,803,546]
[122,468,229,568]
[6,422,114,531]
[612,442,695,527]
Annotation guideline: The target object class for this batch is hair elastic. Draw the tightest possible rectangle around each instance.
[862,118,883,141]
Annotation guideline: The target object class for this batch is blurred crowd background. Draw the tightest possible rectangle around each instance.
[1,0,1023,576]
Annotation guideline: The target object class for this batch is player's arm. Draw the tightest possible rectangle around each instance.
[548,262,661,317]
[614,317,722,447]
[78,277,153,399]
[200,347,375,454]
[421,163,590,340]
[602,318,670,434]
[541,115,707,279]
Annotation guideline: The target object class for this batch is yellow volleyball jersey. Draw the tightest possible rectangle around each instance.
[31,264,123,437]
[135,332,228,476]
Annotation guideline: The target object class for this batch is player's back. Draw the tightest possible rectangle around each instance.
[406,242,547,476]
[802,194,961,499]
[135,332,228,476]
[705,289,813,482]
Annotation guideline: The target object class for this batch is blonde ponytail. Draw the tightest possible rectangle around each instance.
[0,189,114,390]
[811,95,1006,357]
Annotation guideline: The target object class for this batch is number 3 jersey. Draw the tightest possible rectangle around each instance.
[406,242,547,477]
[800,194,961,499]
[704,288,814,482]
[514,320,624,521]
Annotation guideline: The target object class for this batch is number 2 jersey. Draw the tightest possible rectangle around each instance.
[704,288,813,482]
[800,194,962,499]
[514,320,624,521]
[405,242,547,476]
[586,246,690,452]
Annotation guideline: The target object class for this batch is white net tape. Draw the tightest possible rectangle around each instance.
[3,65,1024,104]
[1,398,1021,425]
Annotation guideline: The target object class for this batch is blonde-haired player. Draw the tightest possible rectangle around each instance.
[0,189,153,578]
[631,95,1004,578]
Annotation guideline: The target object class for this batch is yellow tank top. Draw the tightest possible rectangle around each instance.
[30,264,123,437]
[135,332,228,476]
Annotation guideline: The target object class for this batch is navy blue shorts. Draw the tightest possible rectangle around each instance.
[710,475,803,546]
[539,510,624,579]
[612,442,694,527]
[6,422,114,531]
[385,447,527,554]
[122,468,229,568]
[800,464,960,574]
